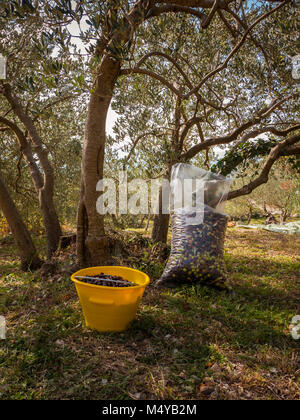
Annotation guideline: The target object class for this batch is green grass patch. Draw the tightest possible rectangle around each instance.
[0,228,299,400]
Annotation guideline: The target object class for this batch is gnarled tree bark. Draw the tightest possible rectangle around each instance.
[152,212,170,243]
[0,172,42,271]
[0,85,62,258]
[77,56,121,266]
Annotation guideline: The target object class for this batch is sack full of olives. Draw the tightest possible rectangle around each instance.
[156,163,232,289]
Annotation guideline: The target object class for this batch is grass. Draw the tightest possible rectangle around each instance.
[0,227,299,400]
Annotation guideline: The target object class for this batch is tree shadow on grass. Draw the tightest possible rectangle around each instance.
[161,283,298,355]
[1,246,299,399]
[226,253,300,313]
[126,312,213,376]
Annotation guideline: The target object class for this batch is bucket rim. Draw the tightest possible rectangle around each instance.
[71,266,150,290]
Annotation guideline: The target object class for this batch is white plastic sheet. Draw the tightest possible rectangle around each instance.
[237,221,300,234]
[0,54,7,80]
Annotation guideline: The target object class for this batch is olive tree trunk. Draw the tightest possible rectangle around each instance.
[151,186,170,244]
[2,85,62,258]
[152,213,170,243]
[75,1,159,266]
[77,58,121,267]
[0,174,42,271]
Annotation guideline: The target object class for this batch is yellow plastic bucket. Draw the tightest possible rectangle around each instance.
[71,266,150,332]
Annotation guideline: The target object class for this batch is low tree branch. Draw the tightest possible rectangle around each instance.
[155,0,234,8]
[227,133,300,200]
[230,123,300,151]
[32,94,77,122]
[124,131,165,168]
[181,96,295,160]
[1,83,55,193]
[136,51,193,88]
[0,116,26,143]
[281,144,300,156]
[134,51,227,110]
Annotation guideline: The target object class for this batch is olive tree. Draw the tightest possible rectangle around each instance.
[0,2,85,257]
[1,0,298,264]
[0,171,42,270]
[108,1,299,242]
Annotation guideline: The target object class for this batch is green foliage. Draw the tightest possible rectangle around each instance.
[0,0,35,19]
[287,155,300,173]
[109,3,299,190]
[226,160,300,221]
[212,138,278,176]
[0,1,88,233]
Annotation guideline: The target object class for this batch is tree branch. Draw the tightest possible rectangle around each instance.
[226,5,272,80]
[181,96,295,161]
[120,67,183,96]
[147,4,207,24]
[230,123,300,151]
[155,0,234,8]
[156,0,288,5]
[182,0,288,99]
[202,0,219,28]
[179,115,209,148]
[136,51,193,88]
[217,9,238,38]
[0,115,44,190]
[1,83,54,194]
[227,133,300,200]
[124,51,234,111]
[0,116,26,142]
[124,131,165,168]
[281,144,300,156]
[32,94,77,122]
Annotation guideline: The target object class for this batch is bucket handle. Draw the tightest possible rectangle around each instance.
[89,297,115,305]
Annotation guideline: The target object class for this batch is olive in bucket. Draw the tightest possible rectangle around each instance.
[71,266,150,332]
